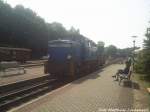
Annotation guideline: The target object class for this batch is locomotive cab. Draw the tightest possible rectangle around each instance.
[44,40,81,78]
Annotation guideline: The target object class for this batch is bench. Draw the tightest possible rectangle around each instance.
[0,61,26,77]
[118,71,132,85]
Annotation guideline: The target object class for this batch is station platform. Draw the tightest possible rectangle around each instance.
[10,64,149,112]
[0,66,44,85]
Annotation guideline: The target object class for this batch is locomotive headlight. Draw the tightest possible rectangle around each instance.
[67,54,72,59]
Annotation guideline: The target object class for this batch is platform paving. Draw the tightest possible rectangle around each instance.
[10,64,149,112]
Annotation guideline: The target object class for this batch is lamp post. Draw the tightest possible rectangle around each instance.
[131,35,137,71]
[132,36,137,51]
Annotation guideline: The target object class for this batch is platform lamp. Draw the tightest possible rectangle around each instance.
[131,35,137,71]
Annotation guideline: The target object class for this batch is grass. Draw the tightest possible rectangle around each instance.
[134,73,150,87]
[133,72,150,109]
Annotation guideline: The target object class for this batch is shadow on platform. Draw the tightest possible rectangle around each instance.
[72,69,103,84]
[123,81,140,90]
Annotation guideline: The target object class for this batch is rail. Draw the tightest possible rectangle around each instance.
[0,75,56,111]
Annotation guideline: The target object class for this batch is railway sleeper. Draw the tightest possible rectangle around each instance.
[0,79,56,103]
[0,75,51,94]
[0,80,50,102]
[0,87,49,111]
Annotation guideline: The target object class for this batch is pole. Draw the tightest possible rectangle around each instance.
[131,36,137,71]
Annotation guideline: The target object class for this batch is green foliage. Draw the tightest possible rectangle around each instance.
[117,48,133,57]
[135,30,150,76]
[0,1,86,59]
[104,45,133,58]
[105,45,117,58]
[135,51,146,73]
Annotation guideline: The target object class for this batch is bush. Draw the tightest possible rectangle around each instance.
[135,51,146,73]
[135,28,150,78]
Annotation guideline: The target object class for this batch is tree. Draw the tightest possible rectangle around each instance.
[117,48,133,57]
[105,45,117,58]
[0,1,94,59]
[142,31,150,74]
[135,29,150,76]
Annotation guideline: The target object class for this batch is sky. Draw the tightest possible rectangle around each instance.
[6,0,150,48]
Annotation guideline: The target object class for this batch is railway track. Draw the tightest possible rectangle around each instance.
[0,59,121,111]
[0,75,58,112]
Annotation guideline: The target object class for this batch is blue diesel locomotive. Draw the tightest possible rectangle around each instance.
[44,38,104,78]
